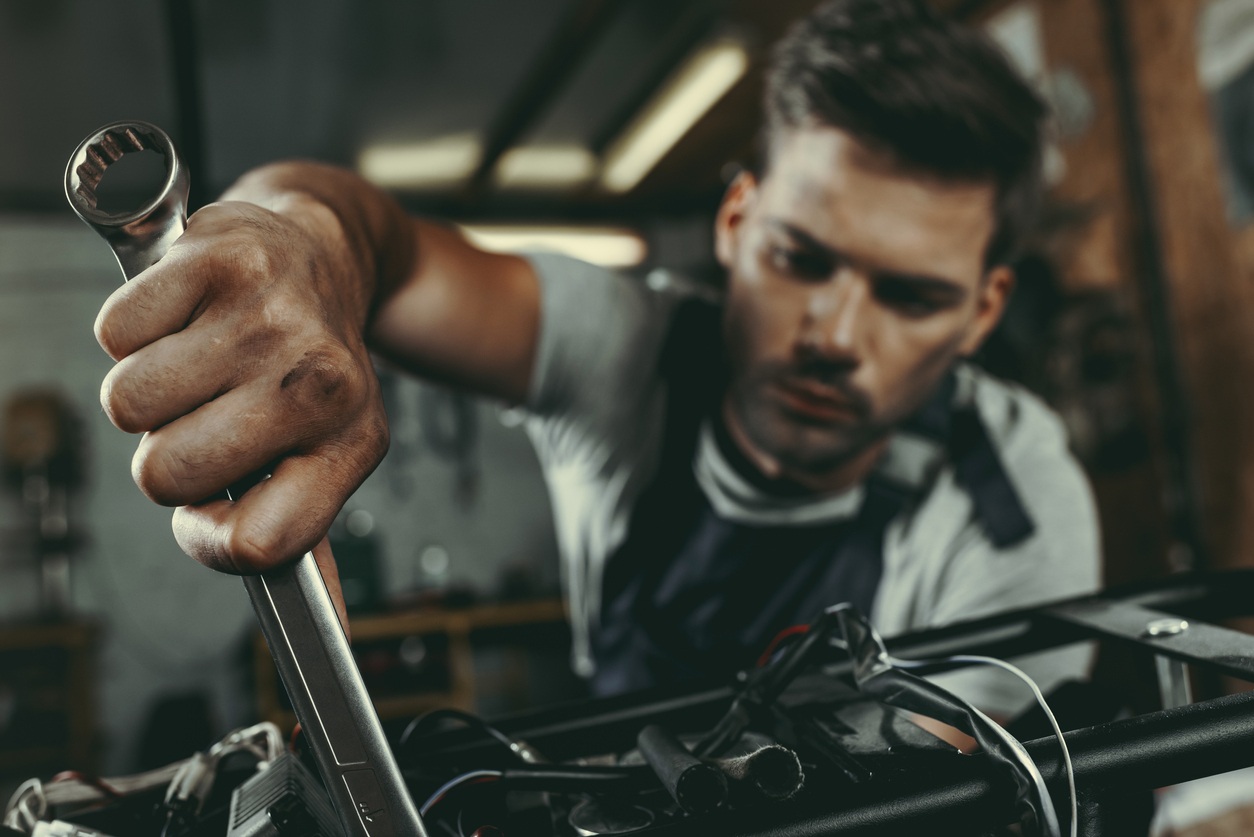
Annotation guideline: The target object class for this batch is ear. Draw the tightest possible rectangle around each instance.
[714,170,758,269]
[958,264,1015,356]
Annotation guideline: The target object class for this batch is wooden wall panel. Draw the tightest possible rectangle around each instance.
[1038,0,1134,290]
[1125,0,1254,570]
[1032,0,1175,583]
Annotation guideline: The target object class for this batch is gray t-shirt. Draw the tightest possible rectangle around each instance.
[523,252,1102,716]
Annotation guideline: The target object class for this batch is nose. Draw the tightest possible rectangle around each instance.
[799,267,868,363]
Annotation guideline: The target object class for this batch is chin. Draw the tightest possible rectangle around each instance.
[752,416,867,474]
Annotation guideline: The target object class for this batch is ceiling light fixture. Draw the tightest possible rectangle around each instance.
[460,224,647,268]
[357,133,482,190]
[494,144,598,189]
[600,38,749,194]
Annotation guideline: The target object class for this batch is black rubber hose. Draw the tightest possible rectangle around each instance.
[637,724,729,814]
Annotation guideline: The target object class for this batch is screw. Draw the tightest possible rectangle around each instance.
[1143,618,1189,638]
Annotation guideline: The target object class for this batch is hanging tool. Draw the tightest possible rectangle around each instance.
[64,120,428,837]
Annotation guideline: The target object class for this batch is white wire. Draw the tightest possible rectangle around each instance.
[890,652,1077,837]
[419,770,503,818]
[3,778,45,832]
[818,604,1070,837]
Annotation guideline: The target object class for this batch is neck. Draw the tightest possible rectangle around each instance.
[720,398,888,495]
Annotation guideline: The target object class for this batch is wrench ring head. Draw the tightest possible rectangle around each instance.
[64,120,184,228]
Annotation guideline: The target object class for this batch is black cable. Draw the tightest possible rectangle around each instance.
[399,707,526,764]
[419,765,657,819]
[695,602,1063,837]
[833,605,1060,837]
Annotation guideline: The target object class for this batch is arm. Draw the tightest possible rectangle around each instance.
[94,161,540,577]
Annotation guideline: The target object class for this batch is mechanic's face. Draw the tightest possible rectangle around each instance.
[715,126,1012,484]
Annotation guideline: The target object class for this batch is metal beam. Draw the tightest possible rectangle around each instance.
[460,0,624,204]
[163,0,208,211]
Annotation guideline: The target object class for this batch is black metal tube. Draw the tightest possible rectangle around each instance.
[1044,689,1254,790]
[632,691,1254,836]
[637,724,728,814]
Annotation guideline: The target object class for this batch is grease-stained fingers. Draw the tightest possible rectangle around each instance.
[94,237,210,361]
[94,201,306,362]
[129,378,315,507]
[170,441,383,576]
[128,337,383,508]
[100,319,247,434]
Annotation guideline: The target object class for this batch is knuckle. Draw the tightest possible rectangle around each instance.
[222,523,277,574]
[99,369,146,434]
[279,341,361,407]
[214,213,291,285]
[363,411,391,464]
[225,233,278,281]
[328,405,390,480]
[94,301,128,360]
[131,442,191,507]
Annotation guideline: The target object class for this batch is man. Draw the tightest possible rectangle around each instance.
[94,0,1099,715]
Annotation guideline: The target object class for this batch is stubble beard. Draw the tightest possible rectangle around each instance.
[726,369,891,479]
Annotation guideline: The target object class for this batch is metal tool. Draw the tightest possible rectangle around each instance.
[65,120,428,837]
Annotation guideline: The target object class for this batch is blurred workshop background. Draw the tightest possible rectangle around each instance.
[3,0,1254,797]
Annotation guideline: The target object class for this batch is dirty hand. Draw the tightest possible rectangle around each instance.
[94,196,389,578]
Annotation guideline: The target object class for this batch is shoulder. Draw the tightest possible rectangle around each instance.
[883,367,1100,627]
[525,254,707,353]
[524,252,707,325]
[523,254,716,453]
[958,363,1072,464]
[952,363,1100,581]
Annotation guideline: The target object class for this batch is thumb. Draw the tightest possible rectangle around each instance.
[311,536,351,641]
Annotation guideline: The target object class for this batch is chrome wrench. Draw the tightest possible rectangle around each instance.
[65,120,428,837]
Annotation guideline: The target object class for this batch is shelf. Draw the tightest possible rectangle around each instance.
[347,599,567,642]
[253,598,569,730]
[0,621,94,651]
[0,622,97,777]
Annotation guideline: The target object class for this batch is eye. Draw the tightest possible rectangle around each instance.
[767,245,830,280]
[874,278,945,316]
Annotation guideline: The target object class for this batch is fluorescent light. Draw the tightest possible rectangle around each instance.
[494,144,597,189]
[601,39,749,193]
[461,224,647,268]
[357,133,482,189]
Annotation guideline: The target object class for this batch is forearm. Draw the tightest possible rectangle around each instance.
[218,161,540,403]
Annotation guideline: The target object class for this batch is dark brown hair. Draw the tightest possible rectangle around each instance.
[763,0,1048,268]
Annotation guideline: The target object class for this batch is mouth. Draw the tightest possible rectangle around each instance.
[772,379,865,424]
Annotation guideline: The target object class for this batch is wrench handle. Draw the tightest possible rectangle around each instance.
[66,121,427,836]
[244,557,426,836]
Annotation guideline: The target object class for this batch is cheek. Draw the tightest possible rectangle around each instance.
[869,315,973,407]
[722,290,765,376]
[724,276,805,373]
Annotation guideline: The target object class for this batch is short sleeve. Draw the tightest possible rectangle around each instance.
[523,252,678,465]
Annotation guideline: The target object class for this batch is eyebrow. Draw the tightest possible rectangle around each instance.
[766,219,971,300]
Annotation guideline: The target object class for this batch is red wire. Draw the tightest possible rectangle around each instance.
[756,624,811,668]
[49,771,124,800]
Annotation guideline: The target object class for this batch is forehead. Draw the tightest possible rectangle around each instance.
[757,127,998,286]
